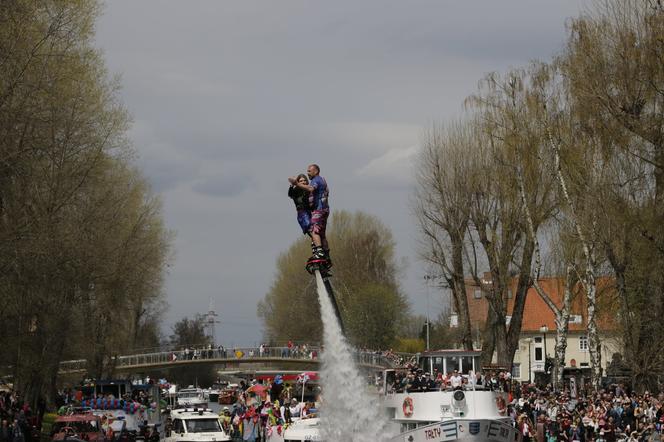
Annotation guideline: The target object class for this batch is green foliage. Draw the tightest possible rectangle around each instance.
[0,0,172,403]
[258,210,409,348]
[170,315,213,349]
[394,338,425,354]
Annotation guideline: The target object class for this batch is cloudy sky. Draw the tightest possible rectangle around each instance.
[95,1,587,346]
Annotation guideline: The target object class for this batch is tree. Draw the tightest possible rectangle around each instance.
[170,315,212,349]
[0,0,171,404]
[258,210,409,348]
[561,0,664,389]
[415,121,475,351]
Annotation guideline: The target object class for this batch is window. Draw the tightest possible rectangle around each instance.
[568,315,582,324]
[580,362,589,367]
[534,337,542,344]
[474,289,482,299]
[534,347,543,362]
[450,314,459,328]
[172,419,184,434]
[512,363,521,379]
[579,335,589,351]
[186,419,221,433]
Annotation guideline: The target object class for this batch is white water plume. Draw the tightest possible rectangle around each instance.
[315,271,391,442]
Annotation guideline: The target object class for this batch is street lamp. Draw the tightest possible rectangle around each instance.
[525,338,532,383]
[540,325,549,372]
[424,275,440,351]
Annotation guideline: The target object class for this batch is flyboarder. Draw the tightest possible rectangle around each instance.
[289,165,343,332]
[288,164,332,273]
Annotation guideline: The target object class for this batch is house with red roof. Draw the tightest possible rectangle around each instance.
[449,273,621,383]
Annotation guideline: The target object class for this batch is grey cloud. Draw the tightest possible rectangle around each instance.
[139,152,199,192]
[191,173,252,198]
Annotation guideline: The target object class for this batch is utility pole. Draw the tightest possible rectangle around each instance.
[205,298,220,346]
[525,338,532,383]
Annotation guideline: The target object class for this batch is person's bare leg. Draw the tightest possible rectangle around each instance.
[311,232,322,247]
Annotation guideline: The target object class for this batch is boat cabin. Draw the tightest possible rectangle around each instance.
[415,349,482,376]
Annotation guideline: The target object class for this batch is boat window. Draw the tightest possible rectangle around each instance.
[447,355,460,374]
[95,385,122,398]
[418,356,431,374]
[172,419,184,433]
[385,371,396,393]
[461,356,474,374]
[433,357,444,374]
[401,423,417,432]
[185,418,221,433]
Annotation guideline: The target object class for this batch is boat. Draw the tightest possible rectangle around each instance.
[217,384,239,405]
[266,349,519,442]
[176,386,207,408]
[75,379,164,439]
[205,382,225,403]
[51,411,108,442]
[265,417,321,442]
[163,408,231,442]
[381,349,520,442]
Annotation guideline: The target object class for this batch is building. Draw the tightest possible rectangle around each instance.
[450,274,622,384]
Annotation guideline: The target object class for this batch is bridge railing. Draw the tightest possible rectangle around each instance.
[59,346,405,372]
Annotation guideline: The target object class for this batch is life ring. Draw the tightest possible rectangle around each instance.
[496,396,507,415]
[402,397,414,417]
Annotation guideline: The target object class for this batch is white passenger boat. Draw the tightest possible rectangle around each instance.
[268,350,519,442]
[176,386,207,408]
[382,350,519,442]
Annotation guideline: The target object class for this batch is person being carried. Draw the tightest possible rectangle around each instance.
[287,174,312,237]
[288,164,331,270]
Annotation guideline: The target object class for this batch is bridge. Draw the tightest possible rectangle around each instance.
[59,346,407,375]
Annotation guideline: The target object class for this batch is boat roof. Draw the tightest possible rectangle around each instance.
[170,409,218,419]
[418,349,482,356]
[56,415,100,422]
[84,379,133,385]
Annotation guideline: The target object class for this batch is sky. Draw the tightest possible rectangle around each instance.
[94,1,588,347]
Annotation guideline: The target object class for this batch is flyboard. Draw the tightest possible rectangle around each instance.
[308,262,345,334]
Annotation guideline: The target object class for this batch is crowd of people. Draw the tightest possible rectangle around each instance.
[384,364,512,393]
[510,383,664,442]
[169,342,321,362]
[0,391,44,442]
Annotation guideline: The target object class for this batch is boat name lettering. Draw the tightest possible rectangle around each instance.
[424,427,441,440]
